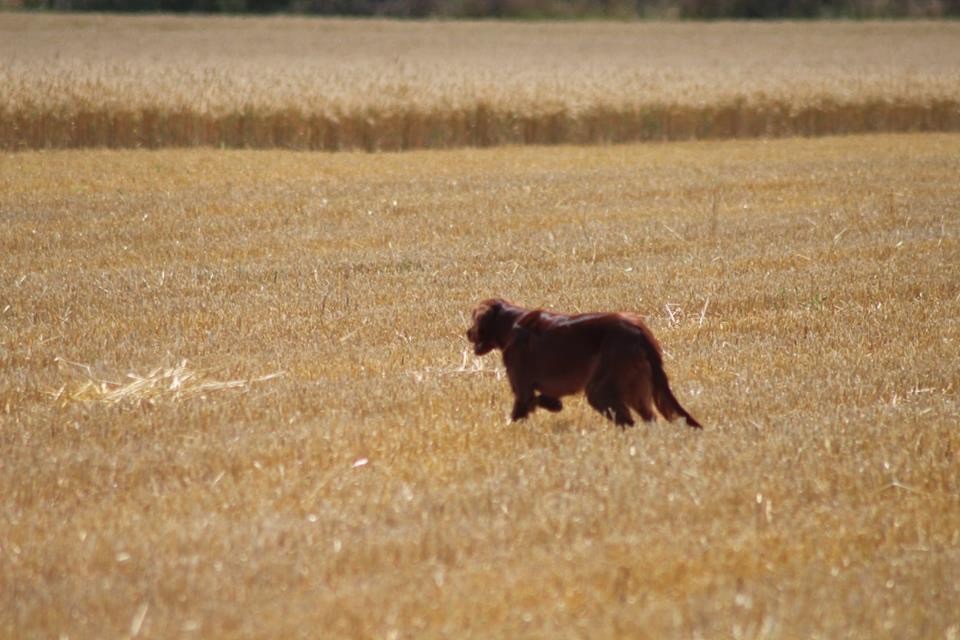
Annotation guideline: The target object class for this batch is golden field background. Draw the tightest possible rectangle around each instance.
[2,133,959,637]
[2,15,960,150]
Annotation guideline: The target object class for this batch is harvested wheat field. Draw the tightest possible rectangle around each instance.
[2,15,960,150]
[1,133,959,637]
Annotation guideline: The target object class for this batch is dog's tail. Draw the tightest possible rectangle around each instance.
[651,358,702,429]
[633,321,702,429]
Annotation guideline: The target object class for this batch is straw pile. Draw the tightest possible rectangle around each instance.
[50,357,284,406]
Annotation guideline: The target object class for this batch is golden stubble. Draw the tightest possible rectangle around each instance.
[1,134,958,637]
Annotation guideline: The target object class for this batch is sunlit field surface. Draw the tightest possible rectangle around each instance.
[2,134,959,637]
[1,15,959,149]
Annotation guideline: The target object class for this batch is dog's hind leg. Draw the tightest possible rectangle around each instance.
[586,378,634,427]
[622,359,657,423]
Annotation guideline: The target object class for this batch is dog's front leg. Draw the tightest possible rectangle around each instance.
[510,395,536,421]
[504,338,536,421]
[507,369,536,421]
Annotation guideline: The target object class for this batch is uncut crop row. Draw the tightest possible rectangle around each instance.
[2,16,959,150]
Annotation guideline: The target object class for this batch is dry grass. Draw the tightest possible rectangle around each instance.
[2,133,959,638]
[2,15,960,149]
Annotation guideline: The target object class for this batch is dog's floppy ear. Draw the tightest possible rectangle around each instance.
[484,298,505,315]
[474,298,502,322]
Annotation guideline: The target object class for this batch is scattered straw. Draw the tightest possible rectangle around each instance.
[408,349,504,383]
[50,357,284,406]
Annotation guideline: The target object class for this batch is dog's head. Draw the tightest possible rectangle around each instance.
[466,298,506,356]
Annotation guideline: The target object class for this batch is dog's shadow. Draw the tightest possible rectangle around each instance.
[547,418,580,435]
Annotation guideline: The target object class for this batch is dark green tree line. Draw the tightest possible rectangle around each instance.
[28,0,960,18]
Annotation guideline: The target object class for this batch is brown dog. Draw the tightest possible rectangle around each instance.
[466,298,702,429]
